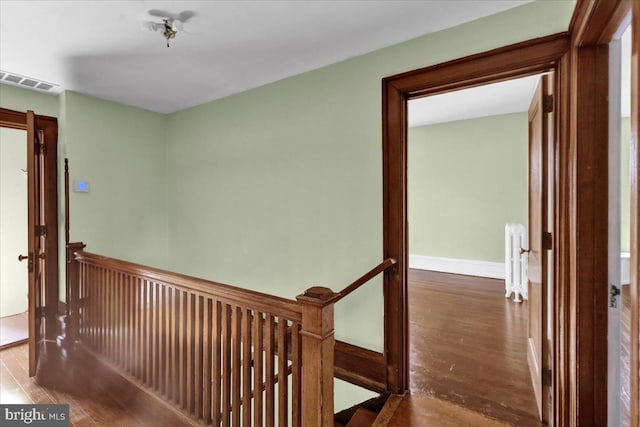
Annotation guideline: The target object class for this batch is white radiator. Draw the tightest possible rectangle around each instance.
[505,223,528,302]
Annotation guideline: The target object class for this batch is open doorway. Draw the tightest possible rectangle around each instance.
[608,22,633,427]
[0,108,59,378]
[406,73,550,426]
[0,126,29,349]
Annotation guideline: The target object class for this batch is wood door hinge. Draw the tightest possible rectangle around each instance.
[542,368,552,387]
[542,232,553,250]
[543,95,554,113]
[35,225,47,237]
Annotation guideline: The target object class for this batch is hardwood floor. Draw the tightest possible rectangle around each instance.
[622,284,631,427]
[407,269,541,426]
[0,311,28,349]
[0,344,144,426]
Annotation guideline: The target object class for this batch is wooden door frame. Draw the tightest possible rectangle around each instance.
[382,2,637,426]
[0,107,59,341]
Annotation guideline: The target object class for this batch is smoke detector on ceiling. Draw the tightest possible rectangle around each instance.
[0,70,61,94]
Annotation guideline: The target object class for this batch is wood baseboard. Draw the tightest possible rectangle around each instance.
[75,344,196,426]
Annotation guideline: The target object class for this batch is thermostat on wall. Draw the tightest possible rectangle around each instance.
[74,180,89,193]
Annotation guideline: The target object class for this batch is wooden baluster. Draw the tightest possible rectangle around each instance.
[179,290,186,408]
[124,274,131,373]
[253,312,264,427]
[187,295,202,416]
[172,287,179,404]
[213,300,222,426]
[107,269,113,360]
[66,242,84,342]
[277,318,288,427]
[143,279,150,385]
[137,277,144,381]
[291,321,302,427]
[153,282,159,391]
[101,266,106,351]
[203,298,212,423]
[222,303,232,427]
[232,306,242,427]
[186,293,193,414]
[296,287,339,427]
[159,284,166,394]
[194,295,206,418]
[242,308,253,426]
[130,275,137,377]
[147,282,158,388]
[253,311,264,427]
[115,272,121,368]
[265,314,276,427]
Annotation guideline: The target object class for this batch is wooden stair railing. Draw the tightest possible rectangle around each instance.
[296,258,397,427]
[68,247,307,426]
[67,243,396,427]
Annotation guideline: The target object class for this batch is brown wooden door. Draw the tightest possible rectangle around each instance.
[527,75,553,423]
[26,110,45,377]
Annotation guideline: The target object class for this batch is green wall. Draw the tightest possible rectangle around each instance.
[622,117,631,253]
[0,0,574,409]
[1,84,169,302]
[0,127,28,317]
[408,113,528,263]
[60,91,169,268]
[165,0,573,353]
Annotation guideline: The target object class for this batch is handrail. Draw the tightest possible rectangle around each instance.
[334,258,397,303]
[74,250,302,321]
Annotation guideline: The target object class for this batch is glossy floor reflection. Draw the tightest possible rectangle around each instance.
[0,344,144,426]
[407,269,541,426]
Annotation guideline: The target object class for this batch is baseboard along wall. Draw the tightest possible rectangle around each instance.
[409,254,505,280]
[410,252,632,283]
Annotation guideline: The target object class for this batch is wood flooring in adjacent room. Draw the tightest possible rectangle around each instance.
[406,269,541,427]
[0,311,28,349]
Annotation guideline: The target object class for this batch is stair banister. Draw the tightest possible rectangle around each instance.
[297,258,397,427]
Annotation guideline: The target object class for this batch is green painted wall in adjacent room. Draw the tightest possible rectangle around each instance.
[622,116,631,253]
[0,127,28,317]
[408,113,529,263]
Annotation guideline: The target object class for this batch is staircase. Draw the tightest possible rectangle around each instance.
[334,394,403,427]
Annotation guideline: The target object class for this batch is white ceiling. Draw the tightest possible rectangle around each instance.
[0,0,532,114]
[409,23,631,127]
[409,75,541,127]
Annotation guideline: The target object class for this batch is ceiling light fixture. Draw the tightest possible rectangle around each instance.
[143,9,196,48]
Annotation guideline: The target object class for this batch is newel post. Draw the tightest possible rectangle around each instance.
[296,286,340,427]
[66,242,85,341]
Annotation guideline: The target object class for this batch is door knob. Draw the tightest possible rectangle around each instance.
[519,248,530,255]
[18,254,30,262]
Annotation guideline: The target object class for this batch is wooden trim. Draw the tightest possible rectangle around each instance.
[334,341,386,394]
[382,33,570,399]
[0,108,27,129]
[631,2,640,425]
[74,251,302,321]
[384,33,569,97]
[571,43,610,427]
[570,0,631,46]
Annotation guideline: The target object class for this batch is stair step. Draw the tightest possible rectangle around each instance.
[371,394,403,427]
[346,407,378,427]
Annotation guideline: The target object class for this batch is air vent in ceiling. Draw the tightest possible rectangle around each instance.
[0,70,61,94]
